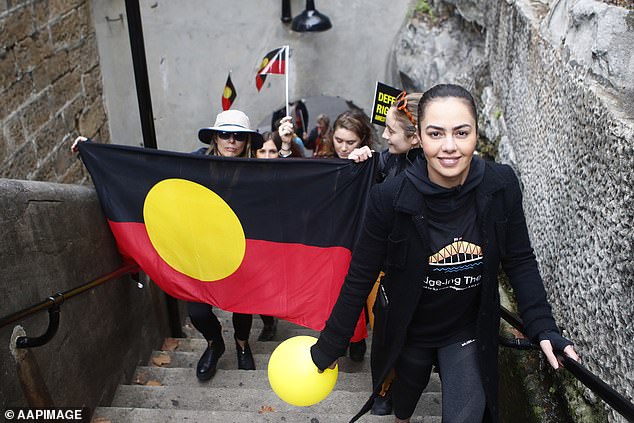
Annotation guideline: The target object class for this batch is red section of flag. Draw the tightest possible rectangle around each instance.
[110,221,367,340]
[222,73,236,111]
[255,47,286,92]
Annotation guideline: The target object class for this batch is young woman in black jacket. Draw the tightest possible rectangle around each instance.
[310,84,579,423]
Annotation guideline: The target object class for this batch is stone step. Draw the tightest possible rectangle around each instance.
[97,309,443,422]
[161,337,299,354]
[183,314,373,343]
[149,350,371,373]
[108,386,442,416]
[131,367,441,393]
[159,336,372,358]
[182,321,324,341]
[92,407,442,422]
[186,314,312,329]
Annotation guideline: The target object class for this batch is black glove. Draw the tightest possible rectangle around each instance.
[310,344,337,372]
[538,330,573,352]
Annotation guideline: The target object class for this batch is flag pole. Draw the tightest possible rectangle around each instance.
[285,45,290,117]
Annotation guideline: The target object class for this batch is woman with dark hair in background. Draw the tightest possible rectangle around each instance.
[280,108,377,363]
[305,113,332,157]
[313,109,374,160]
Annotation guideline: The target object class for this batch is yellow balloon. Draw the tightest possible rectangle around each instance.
[268,336,338,406]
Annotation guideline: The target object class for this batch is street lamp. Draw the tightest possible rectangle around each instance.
[290,0,332,32]
[281,0,292,23]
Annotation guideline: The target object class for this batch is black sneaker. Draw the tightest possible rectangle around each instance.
[257,318,278,342]
[348,339,366,362]
[371,392,393,415]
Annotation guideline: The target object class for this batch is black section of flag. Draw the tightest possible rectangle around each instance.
[77,142,376,250]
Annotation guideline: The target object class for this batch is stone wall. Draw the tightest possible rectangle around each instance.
[397,1,633,421]
[0,0,108,183]
[485,3,633,422]
[0,179,169,413]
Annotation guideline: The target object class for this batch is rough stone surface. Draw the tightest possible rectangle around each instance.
[485,4,633,422]
[0,0,108,184]
[392,11,487,93]
[542,0,634,103]
[0,179,169,411]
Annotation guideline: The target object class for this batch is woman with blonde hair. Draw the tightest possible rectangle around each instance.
[191,109,264,381]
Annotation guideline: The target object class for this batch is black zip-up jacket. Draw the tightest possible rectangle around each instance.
[311,156,563,423]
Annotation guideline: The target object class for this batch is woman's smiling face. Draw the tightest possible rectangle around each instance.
[420,97,477,188]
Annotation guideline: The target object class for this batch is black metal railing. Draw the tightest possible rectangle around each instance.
[499,305,634,422]
[0,263,139,348]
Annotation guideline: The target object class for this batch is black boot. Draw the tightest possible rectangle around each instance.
[371,391,393,415]
[348,339,367,362]
[235,336,255,370]
[257,318,278,342]
[196,338,225,381]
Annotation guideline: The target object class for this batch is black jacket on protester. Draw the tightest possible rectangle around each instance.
[311,155,566,423]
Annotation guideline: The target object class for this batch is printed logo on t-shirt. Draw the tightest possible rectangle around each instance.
[423,239,482,291]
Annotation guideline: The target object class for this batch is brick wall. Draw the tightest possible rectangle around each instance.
[0,0,109,183]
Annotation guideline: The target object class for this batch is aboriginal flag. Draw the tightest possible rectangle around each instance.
[255,47,286,92]
[222,73,236,111]
[77,142,375,339]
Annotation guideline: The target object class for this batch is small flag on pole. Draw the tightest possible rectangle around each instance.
[222,73,236,111]
[255,47,286,92]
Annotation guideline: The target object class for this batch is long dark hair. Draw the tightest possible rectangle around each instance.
[316,109,374,158]
[417,84,478,134]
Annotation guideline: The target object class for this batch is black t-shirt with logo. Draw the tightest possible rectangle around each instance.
[405,157,486,347]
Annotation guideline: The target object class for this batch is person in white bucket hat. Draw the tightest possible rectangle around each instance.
[197,109,264,157]
[189,110,264,382]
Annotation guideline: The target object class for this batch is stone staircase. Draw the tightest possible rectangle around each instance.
[92,310,441,422]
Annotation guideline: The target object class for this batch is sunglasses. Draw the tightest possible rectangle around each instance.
[217,131,249,142]
[396,90,417,126]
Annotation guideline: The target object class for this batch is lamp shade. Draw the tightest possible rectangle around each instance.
[291,0,332,32]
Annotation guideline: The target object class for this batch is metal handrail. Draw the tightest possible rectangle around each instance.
[0,263,139,348]
[499,305,634,421]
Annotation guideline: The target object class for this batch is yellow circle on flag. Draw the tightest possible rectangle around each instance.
[143,178,246,281]
[223,86,233,98]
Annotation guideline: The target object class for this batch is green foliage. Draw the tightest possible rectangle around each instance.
[413,0,435,21]
[415,0,432,15]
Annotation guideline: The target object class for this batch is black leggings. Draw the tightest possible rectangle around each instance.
[187,302,257,342]
[392,339,485,422]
